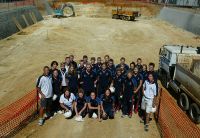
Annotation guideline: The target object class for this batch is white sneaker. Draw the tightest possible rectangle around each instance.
[38,119,44,126]
[54,112,57,116]
[58,110,63,114]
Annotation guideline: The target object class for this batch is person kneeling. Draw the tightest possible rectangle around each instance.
[74,89,87,120]
[87,92,101,121]
[101,89,115,120]
[59,88,76,119]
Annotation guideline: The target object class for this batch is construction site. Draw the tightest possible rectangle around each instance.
[0,0,200,137]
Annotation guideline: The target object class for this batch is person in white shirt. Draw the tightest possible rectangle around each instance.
[36,66,53,126]
[141,73,157,131]
[60,88,76,119]
[59,62,68,93]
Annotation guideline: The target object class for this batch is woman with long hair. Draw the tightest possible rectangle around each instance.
[67,65,78,95]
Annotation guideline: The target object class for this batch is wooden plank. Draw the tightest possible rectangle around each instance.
[22,14,30,27]
[31,12,37,23]
[12,17,22,31]
[29,12,36,24]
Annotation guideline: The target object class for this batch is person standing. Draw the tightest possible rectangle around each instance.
[107,59,116,79]
[141,64,148,83]
[116,57,129,72]
[49,61,59,76]
[132,67,143,114]
[136,58,143,73]
[112,68,124,111]
[90,57,96,73]
[36,66,53,126]
[104,55,110,65]
[83,55,88,67]
[69,55,77,69]
[52,69,62,115]
[59,62,68,94]
[65,57,71,73]
[147,62,158,96]
[141,73,157,131]
[129,62,136,72]
[67,65,78,95]
[80,64,97,97]
[97,63,112,97]
[95,57,102,73]
[121,70,136,118]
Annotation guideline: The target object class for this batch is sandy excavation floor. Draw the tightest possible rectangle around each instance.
[0,7,200,137]
[0,16,199,108]
[14,112,160,138]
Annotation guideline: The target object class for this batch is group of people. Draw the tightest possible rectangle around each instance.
[36,55,158,131]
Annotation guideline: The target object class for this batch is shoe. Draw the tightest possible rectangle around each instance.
[58,110,63,114]
[134,110,138,114]
[45,112,51,119]
[54,112,57,116]
[128,114,132,118]
[140,120,144,123]
[121,114,125,118]
[38,118,44,126]
[144,124,149,132]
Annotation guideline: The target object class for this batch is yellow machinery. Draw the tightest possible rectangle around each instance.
[112,7,141,21]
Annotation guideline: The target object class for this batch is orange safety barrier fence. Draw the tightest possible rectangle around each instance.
[0,89,38,137]
[156,88,200,138]
[0,87,200,137]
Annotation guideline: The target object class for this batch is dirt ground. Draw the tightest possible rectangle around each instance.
[0,3,200,137]
[14,112,160,138]
[0,16,199,108]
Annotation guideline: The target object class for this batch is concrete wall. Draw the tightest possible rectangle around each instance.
[0,6,43,39]
[158,7,200,35]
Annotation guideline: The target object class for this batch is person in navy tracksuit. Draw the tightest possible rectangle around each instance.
[107,59,116,79]
[77,60,85,87]
[52,69,62,114]
[116,57,129,72]
[87,92,101,121]
[67,65,78,95]
[113,68,124,111]
[147,62,158,96]
[122,70,136,118]
[49,61,59,77]
[120,64,128,80]
[80,64,97,97]
[136,58,143,73]
[132,67,143,114]
[69,55,77,69]
[95,57,102,73]
[101,89,115,120]
[74,89,87,118]
[104,55,110,65]
[90,57,96,72]
[83,55,88,67]
[130,62,136,72]
[97,63,112,97]
[141,64,148,83]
